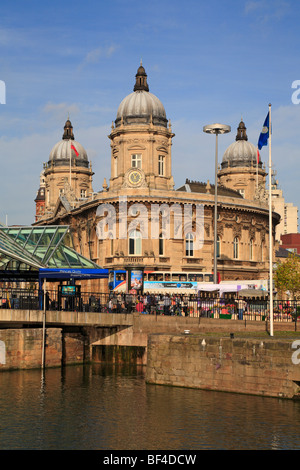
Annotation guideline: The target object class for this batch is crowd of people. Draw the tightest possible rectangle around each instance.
[106,292,249,317]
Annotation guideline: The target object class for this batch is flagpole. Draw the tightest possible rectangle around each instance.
[256,148,258,190]
[69,139,72,187]
[268,103,274,337]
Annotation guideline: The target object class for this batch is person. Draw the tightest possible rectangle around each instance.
[163,294,171,315]
[235,297,246,320]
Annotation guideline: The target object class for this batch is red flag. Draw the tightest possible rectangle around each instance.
[257,148,260,164]
[71,143,79,157]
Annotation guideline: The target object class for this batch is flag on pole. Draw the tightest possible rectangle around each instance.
[257,148,260,164]
[71,143,79,157]
[258,112,270,150]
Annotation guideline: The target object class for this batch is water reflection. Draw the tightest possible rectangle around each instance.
[0,364,299,450]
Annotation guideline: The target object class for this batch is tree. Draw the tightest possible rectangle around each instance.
[274,253,300,299]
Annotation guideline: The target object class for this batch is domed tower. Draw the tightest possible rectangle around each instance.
[43,119,93,213]
[108,63,175,191]
[34,170,46,222]
[218,119,267,200]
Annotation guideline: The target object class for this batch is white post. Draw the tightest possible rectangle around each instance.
[42,278,46,369]
[214,132,218,285]
[268,104,274,337]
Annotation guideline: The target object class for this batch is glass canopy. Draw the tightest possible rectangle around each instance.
[0,225,101,272]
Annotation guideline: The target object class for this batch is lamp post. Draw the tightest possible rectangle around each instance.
[203,123,231,284]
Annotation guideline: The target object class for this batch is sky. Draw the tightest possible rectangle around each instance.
[0,0,300,226]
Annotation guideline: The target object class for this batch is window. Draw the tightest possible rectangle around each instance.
[185,233,194,257]
[129,229,142,255]
[59,188,64,196]
[217,235,221,258]
[159,233,164,256]
[80,189,86,198]
[250,239,253,261]
[158,155,165,176]
[233,237,239,259]
[114,156,118,177]
[131,154,142,169]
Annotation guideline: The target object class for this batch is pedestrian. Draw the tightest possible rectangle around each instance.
[163,294,171,315]
[235,297,246,320]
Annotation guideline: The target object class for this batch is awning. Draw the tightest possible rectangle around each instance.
[238,288,268,298]
[39,268,108,281]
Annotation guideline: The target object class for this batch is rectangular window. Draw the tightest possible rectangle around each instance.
[80,189,86,198]
[185,234,194,257]
[158,155,165,176]
[131,154,142,169]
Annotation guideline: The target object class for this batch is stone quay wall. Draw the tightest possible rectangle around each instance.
[0,328,86,371]
[145,333,300,399]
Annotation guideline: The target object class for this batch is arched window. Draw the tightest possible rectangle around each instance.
[233,237,239,259]
[217,235,221,258]
[129,229,142,255]
[114,156,118,177]
[159,232,164,256]
[185,233,194,257]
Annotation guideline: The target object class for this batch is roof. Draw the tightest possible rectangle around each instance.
[275,246,300,259]
[0,225,102,277]
[176,179,244,198]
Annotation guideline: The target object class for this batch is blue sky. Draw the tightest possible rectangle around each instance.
[1,0,300,226]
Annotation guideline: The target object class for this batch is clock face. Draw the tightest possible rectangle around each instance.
[128,170,142,186]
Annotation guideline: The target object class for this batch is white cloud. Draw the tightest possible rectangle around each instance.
[244,0,291,22]
[43,102,80,121]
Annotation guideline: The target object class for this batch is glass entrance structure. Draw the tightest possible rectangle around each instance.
[0,225,107,281]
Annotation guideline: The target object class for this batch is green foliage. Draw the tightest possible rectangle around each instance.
[274,253,300,299]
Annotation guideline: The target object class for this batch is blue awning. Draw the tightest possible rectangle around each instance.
[39,268,109,281]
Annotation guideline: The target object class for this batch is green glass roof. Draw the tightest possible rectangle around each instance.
[0,225,101,271]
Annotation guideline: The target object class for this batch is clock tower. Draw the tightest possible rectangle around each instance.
[108,63,175,192]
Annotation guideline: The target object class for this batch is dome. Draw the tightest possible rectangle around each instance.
[48,120,89,168]
[221,119,262,169]
[115,63,167,128]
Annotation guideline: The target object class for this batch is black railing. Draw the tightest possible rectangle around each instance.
[0,288,299,325]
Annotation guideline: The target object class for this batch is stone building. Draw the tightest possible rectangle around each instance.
[33,63,280,291]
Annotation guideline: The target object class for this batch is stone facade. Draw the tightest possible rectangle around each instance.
[34,64,281,287]
[0,328,86,370]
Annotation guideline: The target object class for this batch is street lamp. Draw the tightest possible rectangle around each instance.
[203,123,231,284]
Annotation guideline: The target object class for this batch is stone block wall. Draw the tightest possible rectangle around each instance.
[146,334,300,399]
[0,328,86,371]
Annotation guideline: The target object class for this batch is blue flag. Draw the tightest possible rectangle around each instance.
[258,113,270,150]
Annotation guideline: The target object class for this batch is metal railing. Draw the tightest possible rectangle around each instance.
[0,288,299,326]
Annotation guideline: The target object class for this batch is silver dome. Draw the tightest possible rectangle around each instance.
[115,64,167,128]
[49,139,88,162]
[221,120,262,169]
[48,120,89,168]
